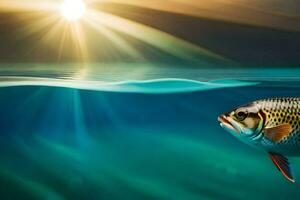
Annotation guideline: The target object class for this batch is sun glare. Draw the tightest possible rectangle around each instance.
[60,0,86,21]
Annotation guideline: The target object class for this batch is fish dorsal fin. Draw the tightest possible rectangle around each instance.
[263,123,292,143]
[268,152,295,183]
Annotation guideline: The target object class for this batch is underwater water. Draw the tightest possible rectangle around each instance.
[1,67,300,200]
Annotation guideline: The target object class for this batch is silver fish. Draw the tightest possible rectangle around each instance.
[218,98,300,183]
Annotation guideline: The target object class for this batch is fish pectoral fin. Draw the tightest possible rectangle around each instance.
[263,123,292,143]
[268,152,295,183]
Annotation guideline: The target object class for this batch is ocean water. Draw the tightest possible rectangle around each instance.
[1,67,300,199]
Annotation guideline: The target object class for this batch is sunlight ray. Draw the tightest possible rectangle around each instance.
[101,0,300,31]
[70,22,89,62]
[84,18,145,60]
[88,10,228,62]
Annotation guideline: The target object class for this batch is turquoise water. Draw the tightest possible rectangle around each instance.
[1,67,300,199]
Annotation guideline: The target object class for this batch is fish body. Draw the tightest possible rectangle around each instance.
[218,97,300,183]
[254,98,300,155]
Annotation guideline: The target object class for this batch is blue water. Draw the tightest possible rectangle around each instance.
[1,67,300,199]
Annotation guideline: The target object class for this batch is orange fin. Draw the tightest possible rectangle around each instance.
[268,152,295,183]
[264,123,292,143]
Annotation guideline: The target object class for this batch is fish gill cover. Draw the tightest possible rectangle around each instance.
[0,0,299,200]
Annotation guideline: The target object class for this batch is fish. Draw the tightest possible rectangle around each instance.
[218,97,300,183]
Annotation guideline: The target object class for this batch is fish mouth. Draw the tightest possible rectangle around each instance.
[218,115,240,134]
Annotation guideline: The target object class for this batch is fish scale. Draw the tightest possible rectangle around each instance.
[255,98,300,147]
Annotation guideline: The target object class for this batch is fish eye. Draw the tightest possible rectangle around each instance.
[235,110,248,121]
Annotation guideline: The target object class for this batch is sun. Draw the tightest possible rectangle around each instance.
[60,0,86,21]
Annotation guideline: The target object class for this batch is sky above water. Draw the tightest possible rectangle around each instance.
[0,0,299,67]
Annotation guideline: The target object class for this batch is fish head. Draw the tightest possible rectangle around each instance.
[218,103,265,139]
